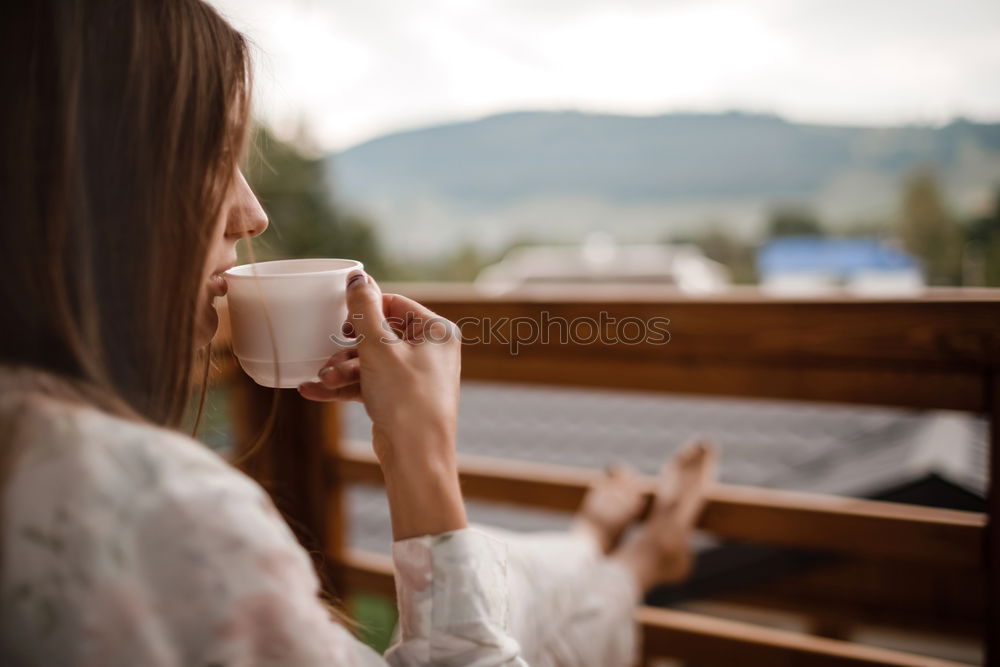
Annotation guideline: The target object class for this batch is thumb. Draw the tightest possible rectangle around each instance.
[345,270,386,345]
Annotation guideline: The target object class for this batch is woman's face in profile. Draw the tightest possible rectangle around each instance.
[197,170,268,346]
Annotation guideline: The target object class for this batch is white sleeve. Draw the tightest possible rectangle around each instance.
[387,529,528,666]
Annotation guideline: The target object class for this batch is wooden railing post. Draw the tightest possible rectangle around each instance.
[321,400,347,599]
[988,373,999,666]
[228,371,347,600]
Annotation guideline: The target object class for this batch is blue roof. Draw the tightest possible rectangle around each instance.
[757,237,919,277]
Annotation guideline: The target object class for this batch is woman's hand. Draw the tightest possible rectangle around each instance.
[298,271,467,540]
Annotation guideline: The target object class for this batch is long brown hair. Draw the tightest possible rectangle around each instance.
[0,0,251,424]
[0,1,357,628]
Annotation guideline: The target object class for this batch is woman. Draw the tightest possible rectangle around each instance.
[0,1,715,665]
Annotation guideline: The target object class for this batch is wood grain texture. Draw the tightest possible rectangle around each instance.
[373,286,1000,409]
[391,284,1000,366]
[212,290,1000,370]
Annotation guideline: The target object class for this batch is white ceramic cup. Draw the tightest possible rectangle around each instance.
[224,258,363,388]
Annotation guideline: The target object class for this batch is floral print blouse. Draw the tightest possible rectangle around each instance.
[0,386,527,666]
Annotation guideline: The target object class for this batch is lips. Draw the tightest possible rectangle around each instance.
[208,272,228,297]
[208,261,235,297]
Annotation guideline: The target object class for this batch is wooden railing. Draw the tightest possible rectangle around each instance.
[214,285,1000,666]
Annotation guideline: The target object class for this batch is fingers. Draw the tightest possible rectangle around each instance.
[381,294,406,337]
[382,292,458,343]
[302,348,357,386]
[345,270,388,345]
[318,357,360,388]
[346,288,458,344]
[297,380,362,403]
[297,347,361,401]
[345,277,456,346]
[321,346,358,365]
[382,292,438,323]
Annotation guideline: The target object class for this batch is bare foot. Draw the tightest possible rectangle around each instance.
[573,464,647,554]
[611,440,717,592]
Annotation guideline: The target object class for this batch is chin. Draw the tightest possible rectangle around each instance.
[195,300,220,348]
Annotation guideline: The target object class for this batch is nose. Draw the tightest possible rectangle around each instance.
[225,170,269,240]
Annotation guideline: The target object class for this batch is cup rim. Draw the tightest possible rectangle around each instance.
[224,258,363,279]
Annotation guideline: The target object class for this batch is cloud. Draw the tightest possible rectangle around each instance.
[209,0,1000,151]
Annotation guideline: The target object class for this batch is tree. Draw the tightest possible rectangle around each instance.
[766,205,824,239]
[963,186,1000,286]
[897,168,962,285]
[242,126,385,276]
[670,226,758,284]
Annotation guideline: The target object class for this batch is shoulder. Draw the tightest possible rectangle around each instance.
[5,392,261,512]
[1,392,283,579]
[1,394,368,665]
[1,393,291,582]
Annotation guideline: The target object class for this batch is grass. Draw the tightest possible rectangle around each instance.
[348,593,399,654]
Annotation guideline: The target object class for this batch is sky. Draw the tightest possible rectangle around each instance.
[208,0,1000,152]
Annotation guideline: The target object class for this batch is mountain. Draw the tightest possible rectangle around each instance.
[327,111,1000,258]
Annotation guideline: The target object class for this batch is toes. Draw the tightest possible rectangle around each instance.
[676,439,709,467]
[600,464,624,487]
[651,440,718,521]
[654,461,681,508]
[672,440,718,528]
[607,464,647,508]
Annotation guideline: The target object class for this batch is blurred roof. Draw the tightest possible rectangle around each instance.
[344,382,986,555]
[758,237,919,277]
[476,233,730,294]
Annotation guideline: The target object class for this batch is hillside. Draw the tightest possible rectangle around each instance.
[327,111,1000,257]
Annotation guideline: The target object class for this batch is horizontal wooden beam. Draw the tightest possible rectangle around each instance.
[212,290,1000,410]
[338,549,968,667]
[636,605,970,667]
[396,283,1000,369]
[338,447,985,568]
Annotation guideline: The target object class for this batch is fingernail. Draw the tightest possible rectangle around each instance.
[347,272,366,288]
[319,366,335,379]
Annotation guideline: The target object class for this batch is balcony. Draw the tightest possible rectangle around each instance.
[210,285,999,666]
